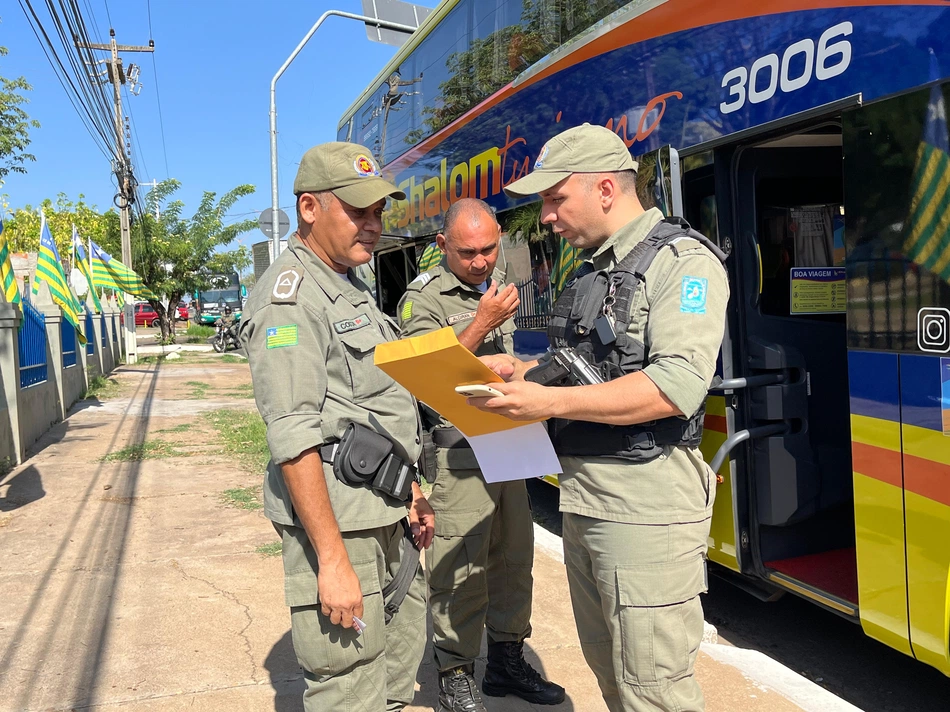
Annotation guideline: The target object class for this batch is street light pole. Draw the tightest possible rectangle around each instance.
[269,10,417,263]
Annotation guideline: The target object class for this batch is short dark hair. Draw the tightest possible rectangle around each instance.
[442,197,497,237]
[580,170,638,195]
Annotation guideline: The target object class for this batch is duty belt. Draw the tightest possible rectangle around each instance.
[430,427,467,449]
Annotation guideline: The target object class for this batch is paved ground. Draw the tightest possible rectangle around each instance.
[0,355,869,711]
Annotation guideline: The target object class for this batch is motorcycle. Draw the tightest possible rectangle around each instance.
[209,317,240,353]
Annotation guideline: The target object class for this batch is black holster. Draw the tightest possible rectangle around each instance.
[326,423,417,501]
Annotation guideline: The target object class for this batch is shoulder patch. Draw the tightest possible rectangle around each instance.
[447,310,477,326]
[680,276,708,314]
[271,268,303,304]
[409,272,433,288]
[333,313,372,334]
[401,300,413,321]
[266,324,298,349]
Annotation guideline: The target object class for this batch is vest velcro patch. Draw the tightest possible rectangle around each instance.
[447,310,477,326]
[409,272,433,287]
[333,313,371,334]
[266,325,298,349]
[271,268,303,304]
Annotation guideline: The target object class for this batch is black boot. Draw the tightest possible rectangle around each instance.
[482,641,566,705]
[438,665,487,712]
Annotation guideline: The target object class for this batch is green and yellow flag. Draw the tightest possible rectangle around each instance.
[904,50,950,279]
[33,216,86,343]
[90,239,157,299]
[552,237,583,297]
[418,242,443,272]
[71,226,103,312]
[0,218,20,304]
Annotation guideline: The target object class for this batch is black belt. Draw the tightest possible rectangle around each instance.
[431,427,467,449]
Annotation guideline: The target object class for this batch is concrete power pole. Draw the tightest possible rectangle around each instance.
[76,29,153,364]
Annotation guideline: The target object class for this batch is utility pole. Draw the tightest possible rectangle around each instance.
[77,29,153,364]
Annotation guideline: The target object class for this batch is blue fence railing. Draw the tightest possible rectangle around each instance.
[100,313,107,347]
[86,310,95,355]
[61,318,77,368]
[112,314,119,344]
[18,300,48,388]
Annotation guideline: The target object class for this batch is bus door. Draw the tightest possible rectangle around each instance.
[639,146,743,573]
[726,127,857,615]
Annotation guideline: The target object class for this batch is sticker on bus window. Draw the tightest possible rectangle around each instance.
[941,358,950,436]
[790,267,846,314]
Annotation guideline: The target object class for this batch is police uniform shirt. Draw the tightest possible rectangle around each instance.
[397,262,515,356]
[558,207,730,525]
[240,233,422,535]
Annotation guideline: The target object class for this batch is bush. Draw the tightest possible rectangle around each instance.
[186,324,215,338]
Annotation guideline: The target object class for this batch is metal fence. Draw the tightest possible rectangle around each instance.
[514,278,555,330]
[112,314,119,345]
[18,300,48,388]
[86,310,95,355]
[100,313,107,347]
[61,318,77,368]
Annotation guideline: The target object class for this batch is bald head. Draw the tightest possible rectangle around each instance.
[437,198,502,286]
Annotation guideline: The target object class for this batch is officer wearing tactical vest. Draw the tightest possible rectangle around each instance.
[470,124,729,712]
[239,142,436,712]
[397,198,565,711]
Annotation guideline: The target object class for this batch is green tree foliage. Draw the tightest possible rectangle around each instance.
[135,180,255,342]
[0,39,40,183]
[0,193,118,258]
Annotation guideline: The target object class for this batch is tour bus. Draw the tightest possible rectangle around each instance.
[338,0,950,675]
[193,272,245,325]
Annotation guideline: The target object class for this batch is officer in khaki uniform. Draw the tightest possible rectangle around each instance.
[471,125,729,712]
[397,199,564,711]
[239,142,436,712]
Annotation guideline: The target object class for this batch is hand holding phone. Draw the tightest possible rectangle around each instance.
[455,384,504,398]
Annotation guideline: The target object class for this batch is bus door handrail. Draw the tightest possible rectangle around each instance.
[709,423,788,473]
[709,373,786,393]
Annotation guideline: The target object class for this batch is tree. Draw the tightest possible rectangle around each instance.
[0,193,117,257]
[134,180,256,342]
[0,38,40,183]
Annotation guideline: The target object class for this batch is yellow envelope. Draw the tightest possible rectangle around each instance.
[374,326,542,437]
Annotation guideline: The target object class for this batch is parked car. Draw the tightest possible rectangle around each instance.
[127,302,189,328]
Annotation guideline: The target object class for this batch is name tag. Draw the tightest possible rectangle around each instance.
[334,313,372,334]
[447,310,477,326]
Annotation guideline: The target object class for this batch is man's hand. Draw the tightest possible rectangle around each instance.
[407,481,435,550]
[478,354,517,381]
[317,557,364,630]
[467,379,559,421]
[473,280,520,332]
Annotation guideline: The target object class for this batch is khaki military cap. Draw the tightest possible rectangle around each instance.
[504,123,639,198]
[293,142,406,208]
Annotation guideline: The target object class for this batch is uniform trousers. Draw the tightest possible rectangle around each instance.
[427,447,534,670]
[275,520,427,712]
[562,512,710,712]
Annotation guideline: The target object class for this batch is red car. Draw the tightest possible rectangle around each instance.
[128,302,189,327]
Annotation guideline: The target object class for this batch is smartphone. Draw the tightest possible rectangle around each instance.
[455,384,503,398]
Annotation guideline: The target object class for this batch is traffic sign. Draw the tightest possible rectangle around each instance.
[259,208,290,239]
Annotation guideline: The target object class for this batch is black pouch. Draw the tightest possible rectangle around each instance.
[333,423,416,501]
[419,430,437,484]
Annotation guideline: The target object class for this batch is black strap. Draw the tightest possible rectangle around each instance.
[382,519,421,623]
[431,427,467,449]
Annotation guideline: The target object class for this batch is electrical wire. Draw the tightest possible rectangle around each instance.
[146,0,170,178]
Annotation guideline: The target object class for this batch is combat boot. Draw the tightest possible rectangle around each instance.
[482,641,566,705]
[438,665,487,712]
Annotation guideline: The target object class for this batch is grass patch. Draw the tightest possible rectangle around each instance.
[205,409,270,473]
[219,354,245,364]
[100,439,178,462]
[185,380,211,398]
[186,324,216,338]
[221,485,263,510]
[255,541,283,557]
[155,423,191,434]
[85,375,122,400]
[0,457,12,479]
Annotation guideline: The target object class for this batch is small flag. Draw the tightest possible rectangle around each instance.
[552,237,583,297]
[904,49,950,280]
[90,239,157,299]
[0,218,20,305]
[418,242,443,272]
[33,216,86,344]
[71,226,103,313]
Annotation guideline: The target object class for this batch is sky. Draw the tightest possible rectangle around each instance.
[1,0,439,255]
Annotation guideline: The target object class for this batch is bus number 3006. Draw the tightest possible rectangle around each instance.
[719,21,853,115]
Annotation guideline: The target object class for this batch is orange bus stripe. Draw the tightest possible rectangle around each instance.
[903,453,950,509]
[852,441,903,489]
[704,414,727,433]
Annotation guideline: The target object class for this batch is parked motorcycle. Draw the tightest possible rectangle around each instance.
[209,317,240,353]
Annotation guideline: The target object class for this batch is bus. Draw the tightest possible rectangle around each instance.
[193,272,245,325]
[340,0,950,676]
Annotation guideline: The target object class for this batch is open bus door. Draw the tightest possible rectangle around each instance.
[639,146,743,574]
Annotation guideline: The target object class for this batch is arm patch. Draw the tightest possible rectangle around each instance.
[271,268,303,304]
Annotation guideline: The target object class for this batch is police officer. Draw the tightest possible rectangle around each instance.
[397,199,565,711]
[239,142,436,712]
[472,124,729,712]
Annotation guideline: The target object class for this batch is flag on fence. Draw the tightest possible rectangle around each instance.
[89,239,157,299]
[71,226,103,313]
[904,49,950,280]
[552,237,583,297]
[0,218,20,305]
[418,242,443,272]
[33,216,87,344]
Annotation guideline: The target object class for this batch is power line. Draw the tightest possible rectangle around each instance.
[146,0,169,178]
[101,0,111,27]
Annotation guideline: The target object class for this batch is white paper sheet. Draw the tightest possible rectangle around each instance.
[465,422,562,483]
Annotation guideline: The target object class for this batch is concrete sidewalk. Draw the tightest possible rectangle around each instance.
[0,357,860,711]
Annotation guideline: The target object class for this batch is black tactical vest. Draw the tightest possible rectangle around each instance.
[547,216,728,462]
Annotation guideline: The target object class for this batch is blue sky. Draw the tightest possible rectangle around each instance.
[1,0,438,254]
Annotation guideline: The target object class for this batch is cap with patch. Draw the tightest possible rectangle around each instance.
[503,123,639,198]
[293,142,406,208]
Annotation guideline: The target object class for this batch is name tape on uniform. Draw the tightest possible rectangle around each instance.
[447,310,477,326]
[333,313,371,334]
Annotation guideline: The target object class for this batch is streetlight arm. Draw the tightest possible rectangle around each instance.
[269,10,418,262]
